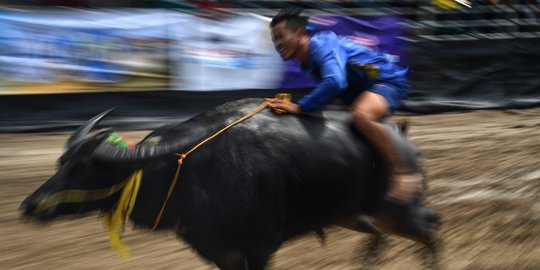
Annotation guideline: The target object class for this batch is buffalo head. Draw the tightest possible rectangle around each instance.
[20,110,137,220]
[20,107,202,221]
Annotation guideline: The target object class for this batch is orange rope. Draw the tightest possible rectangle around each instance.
[151,99,274,231]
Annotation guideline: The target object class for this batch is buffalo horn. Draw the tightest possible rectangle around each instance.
[93,138,185,163]
[67,108,115,149]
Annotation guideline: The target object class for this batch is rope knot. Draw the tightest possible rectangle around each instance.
[175,153,187,166]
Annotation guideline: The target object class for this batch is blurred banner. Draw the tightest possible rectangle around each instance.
[0,10,284,94]
[280,15,407,89]
[170,14,284,91]
[0,9,403,94]
[0,9,176,94]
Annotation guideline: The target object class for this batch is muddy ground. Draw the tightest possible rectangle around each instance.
[1,108,539,270]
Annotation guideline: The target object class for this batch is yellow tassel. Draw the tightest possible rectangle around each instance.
[105,169,142,259]
[433,0,459,9]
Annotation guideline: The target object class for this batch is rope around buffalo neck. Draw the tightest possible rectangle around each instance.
[105,99,272,258]
[150,98,282,231]
[31,96,290,259]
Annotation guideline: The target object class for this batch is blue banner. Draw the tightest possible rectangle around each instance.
[0,9,177,94]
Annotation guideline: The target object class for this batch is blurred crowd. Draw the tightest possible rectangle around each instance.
[1,0,539,9]
[1,1,538,36]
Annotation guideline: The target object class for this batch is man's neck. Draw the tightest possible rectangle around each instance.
[296,36,310,66]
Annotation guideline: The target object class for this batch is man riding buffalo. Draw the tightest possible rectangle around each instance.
[267,8,424,228]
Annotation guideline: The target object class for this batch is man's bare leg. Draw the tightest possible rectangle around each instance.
[350,91,422,202]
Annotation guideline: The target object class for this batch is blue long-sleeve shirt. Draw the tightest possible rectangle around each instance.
[298,31,408,112]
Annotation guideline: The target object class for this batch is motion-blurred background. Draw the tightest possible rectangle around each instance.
[0,0,539,132]
[0,2,539,270]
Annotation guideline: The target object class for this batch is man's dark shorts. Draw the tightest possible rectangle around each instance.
[368,77,411,112]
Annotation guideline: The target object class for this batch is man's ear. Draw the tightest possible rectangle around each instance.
[295,27,306,38]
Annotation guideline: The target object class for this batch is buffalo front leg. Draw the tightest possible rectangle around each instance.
[213,251,248,270]
[246,251,273,270]
[213,250,273,270]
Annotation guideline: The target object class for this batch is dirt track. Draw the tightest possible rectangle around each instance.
[1,108,539,270]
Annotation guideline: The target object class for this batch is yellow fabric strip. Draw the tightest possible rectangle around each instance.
[106,169,142,259]
[34,177,130,213]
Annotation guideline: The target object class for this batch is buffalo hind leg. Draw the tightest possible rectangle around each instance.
[373,199,442,270]
[337,215,386,268]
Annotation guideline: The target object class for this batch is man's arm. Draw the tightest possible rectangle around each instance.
[298,41,348,112]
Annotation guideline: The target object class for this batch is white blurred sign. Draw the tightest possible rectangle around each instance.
[171,14,284,91]
[0,10,284,93]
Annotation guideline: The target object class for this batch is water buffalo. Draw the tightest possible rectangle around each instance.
[21,98,439,269]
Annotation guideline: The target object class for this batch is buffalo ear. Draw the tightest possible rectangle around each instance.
[62,129,114,163]
[67,108,115,149]
[77,128,113,151]
[91,128,114,140]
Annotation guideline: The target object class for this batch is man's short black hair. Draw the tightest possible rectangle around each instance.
[270,7,308,32]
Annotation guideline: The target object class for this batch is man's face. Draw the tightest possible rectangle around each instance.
[271,21,300,61]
